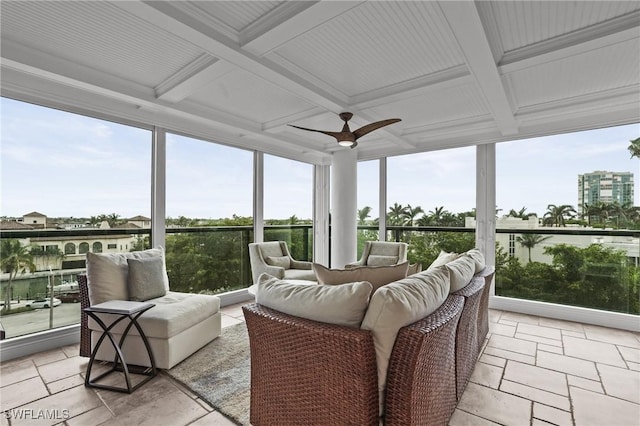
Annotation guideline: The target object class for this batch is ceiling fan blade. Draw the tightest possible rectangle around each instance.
[353,118,401,140]
[288,124,342,140]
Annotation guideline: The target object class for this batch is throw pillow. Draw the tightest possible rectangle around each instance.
[314,262,409,292]
[446,255,477,292]
[127,256,167,301]
[465,248,486,272]
[426,250,459,270]
[366,255,399,266]
[86,247,169,305]
[265,255,291,269]
[255,274,373,328]
[360,266,450,393]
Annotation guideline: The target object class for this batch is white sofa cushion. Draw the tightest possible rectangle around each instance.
[255,274,373,328]
[266,255,290,269]
[427,250,459,270]
[282,268,317,281]
[446,255,477,293]
[88,291,220,339]
[127,256,167,301]
[361,266,450,392]
[313,262,409,292]
[86,247,169,305]
[367,255,399,266]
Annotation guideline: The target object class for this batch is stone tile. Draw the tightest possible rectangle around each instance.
[517,323,562,340]
[498,319,518,327]
[536,351,599,380]
[538,343,563,354]
[13,385,102,426]
[46,374,84,394]
[30,348,68,367]
[470,362,503,389]
[563,336,626,367]
[567,375,603,394]
[220,314,243,329]
[194,398,214,412]
[538,317,585,333]
[37,356,88,384]
[489,322,516,337]
[583,324,640,348]
[189,410,239,426]
[97,375,180,416]
[107,388,207,426]
[61,344,80,358]
[562,329,586,339]
[533,402,573,426]
[488,309,501,323]
[628,361,640,372]
[500,380,570,411]
[487,334,537,356]
[618,345,640,364]
[500,311,540,325]
[571,386,640,426]
[598,363,640,404]
[219,303,246,319]
[67,405,114,426]
[503,361,568,396]
[479,354,506,368]
[515,332,562,347]
[449,408,501,426]
[483,347,535,365]
[457,382,531,426]
[0,376,49,410]
[0,358,38,387]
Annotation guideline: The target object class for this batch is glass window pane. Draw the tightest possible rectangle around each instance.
[165,134,253,293]
[357,160,380,257]
[264,154,313,261]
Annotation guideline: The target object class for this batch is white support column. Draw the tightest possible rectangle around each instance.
[331,149,357,268]
[379,158,387,241]
[314,164,330,265]
[151,127,166,248]
[253,151,264,243]
[476,143,496,273]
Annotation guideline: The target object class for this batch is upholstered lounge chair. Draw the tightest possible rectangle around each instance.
[248,241,315,284]
[347,241,408,267]
[78,248,222,369]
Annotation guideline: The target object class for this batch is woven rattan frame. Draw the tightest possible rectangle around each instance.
[78,274,91,358]
[243,304,379,426]
[452,277,485,400]
[476,267,495,353]
[384,295,464,426]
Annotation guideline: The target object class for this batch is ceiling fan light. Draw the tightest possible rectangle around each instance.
[338,140,354,147]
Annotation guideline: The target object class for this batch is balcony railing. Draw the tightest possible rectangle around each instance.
[1,224,638,339]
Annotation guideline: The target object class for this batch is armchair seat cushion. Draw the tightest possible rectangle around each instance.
[88,291,220,339]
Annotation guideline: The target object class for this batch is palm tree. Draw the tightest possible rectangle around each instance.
[628,137,640,159]
[402,204,424,226]
[1,239,36,311]
[427,206,448,226]
[543,204,576,227]
[516,234,551,262]
[357,206,372,225]
[387,203,408,226]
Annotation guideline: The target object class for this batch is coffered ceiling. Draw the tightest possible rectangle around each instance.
[1,1,639,164]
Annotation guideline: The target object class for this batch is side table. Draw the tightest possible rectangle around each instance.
[83,300,157,393]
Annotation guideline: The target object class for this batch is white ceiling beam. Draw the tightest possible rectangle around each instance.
[439,1,518,136]
[155,57,236,103]
[120,1,348,113]
[499,11,640,74]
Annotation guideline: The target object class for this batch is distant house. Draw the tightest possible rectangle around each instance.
[22,211,48,229]
[127,215,151,228]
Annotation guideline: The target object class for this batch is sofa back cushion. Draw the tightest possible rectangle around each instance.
[360,266,450,392]
[265,255,291,269]
[366,255,399,266]
[255,274,373,328]
[313,262,409,292]
[86,247,169,305]
[446,255,477,293]
[258,241,285,258]
[427,250,459,270]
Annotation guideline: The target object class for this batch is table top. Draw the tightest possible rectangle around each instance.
[84,300,155,315]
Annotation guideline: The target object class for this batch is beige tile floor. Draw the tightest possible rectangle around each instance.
[1,304,639,425]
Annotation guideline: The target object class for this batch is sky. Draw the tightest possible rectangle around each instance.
[1,97,639,220]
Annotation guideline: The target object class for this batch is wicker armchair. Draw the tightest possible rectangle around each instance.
[243,293,465,426]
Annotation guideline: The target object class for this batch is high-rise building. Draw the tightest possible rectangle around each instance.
[577,171,634,214]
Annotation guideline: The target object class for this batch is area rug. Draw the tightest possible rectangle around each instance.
[167,323,251,425]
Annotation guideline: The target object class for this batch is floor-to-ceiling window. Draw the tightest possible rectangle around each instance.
[263,154,313,261]
[165,134,253,293]
[357,160,380,257]
[495,123,640,315]
[0,97,151,338]
[387,147,476,268]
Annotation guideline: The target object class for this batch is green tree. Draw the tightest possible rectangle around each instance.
[507,207,531,219]
[628,136,640,159]
[358,206,373,226]
[1,239,36,311]
[543,204,576,227]
[515,234,551,262]
[387,203,407,226]
[402,204,424,226]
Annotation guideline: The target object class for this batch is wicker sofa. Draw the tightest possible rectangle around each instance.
[243,251,494,426]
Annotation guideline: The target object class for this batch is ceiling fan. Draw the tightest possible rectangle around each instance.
[288,112,401,149]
